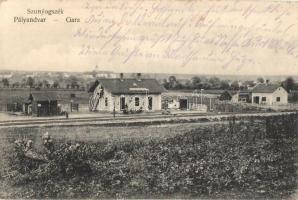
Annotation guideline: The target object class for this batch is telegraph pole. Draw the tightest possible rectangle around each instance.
[113,96,115,119]
[200,89,204,107]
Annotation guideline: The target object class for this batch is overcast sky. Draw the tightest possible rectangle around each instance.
[0,0,298,75]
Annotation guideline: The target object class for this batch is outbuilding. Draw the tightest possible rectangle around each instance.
[24,92,60,116]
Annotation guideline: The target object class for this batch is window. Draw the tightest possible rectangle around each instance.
[71,103,79,112]
[105,98,108,107]
[70,93,76,98]
[120,97,125,110]
[148,96,153,110]
[135,97,140,106]
[276,97,280,102]
[261,97,266,101]
[240,98,246,102]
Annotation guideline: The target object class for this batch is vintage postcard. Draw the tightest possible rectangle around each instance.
[0,0,297,199]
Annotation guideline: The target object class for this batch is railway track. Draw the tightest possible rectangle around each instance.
[0,111,296,129]
[0,112,206,126]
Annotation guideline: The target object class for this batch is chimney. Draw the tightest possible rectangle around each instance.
[137,73,141,81]
[266,79,270,84]
[120,73,124,81]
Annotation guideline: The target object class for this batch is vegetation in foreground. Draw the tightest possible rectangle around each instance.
[3,114,298,199]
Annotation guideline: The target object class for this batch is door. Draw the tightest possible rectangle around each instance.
[28,104,32,115]
[39,101,49,116]
[120,97,125,110]
[148,96,153,110]
[179,99,188,110]
[253,96,259,104]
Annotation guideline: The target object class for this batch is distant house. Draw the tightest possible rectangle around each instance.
[251,84,288,105]
[0,73,13,79]
[232,90,251,103]
[242,80,256,90]
[220,90,251,103]
[88,74,166,112]
[162,91,217,111]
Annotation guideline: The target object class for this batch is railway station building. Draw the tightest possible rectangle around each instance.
[88,74,166,113]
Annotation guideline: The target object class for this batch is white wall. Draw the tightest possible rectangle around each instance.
[168,99,180,109]
[96,89,113,111]
[252,87,288,105]
[231,94,239,103]
[272,87,288,105]
[94,91,162,112]
[252,92,273,105]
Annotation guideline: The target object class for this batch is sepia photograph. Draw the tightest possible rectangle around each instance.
[0,0,298,199]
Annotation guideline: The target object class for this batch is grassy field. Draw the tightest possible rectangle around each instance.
[0,124,204,174]
[0,122,212,198]
[0,122,205,145]
[0,116,297,199]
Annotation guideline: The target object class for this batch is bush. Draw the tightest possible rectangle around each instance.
[5,114,298,198]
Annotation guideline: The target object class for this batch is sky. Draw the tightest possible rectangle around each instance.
[0,0,298,75]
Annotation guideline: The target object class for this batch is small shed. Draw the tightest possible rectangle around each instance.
[230,90,251,103]
[25,92,60,117]
[0,89,28,112]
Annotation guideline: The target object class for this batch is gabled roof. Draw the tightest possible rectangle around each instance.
[88,78,166,94]
[238,90,251,95]
[252,84,283,93]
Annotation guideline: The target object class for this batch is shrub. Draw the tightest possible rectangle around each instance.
[5,114,298,198]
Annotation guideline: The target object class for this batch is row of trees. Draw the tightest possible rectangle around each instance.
[281,77,297,92]
[163,76,298,92]
[2,74,297,92]
[1,76,83,89]
[163,76,252,91]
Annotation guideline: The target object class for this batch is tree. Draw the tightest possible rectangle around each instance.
[162,79,170,89]
[184,80,193,89]
[257,77,265,83]
[2,78,9,87]
[220,80,230,90]
[201,82,211,90]
[42,80,50,88]
[12,82,20,88]
[37,81,43,88]
[26,77,35,88]
[282,77,295,92]
[168,76,178,89]
[57,72,64,82]
[68,75,79,89]
[168,76,176,83]
[230,81,240,90]
[208,77,221,89]
[191,76,202,89]
[52,81,59,88]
